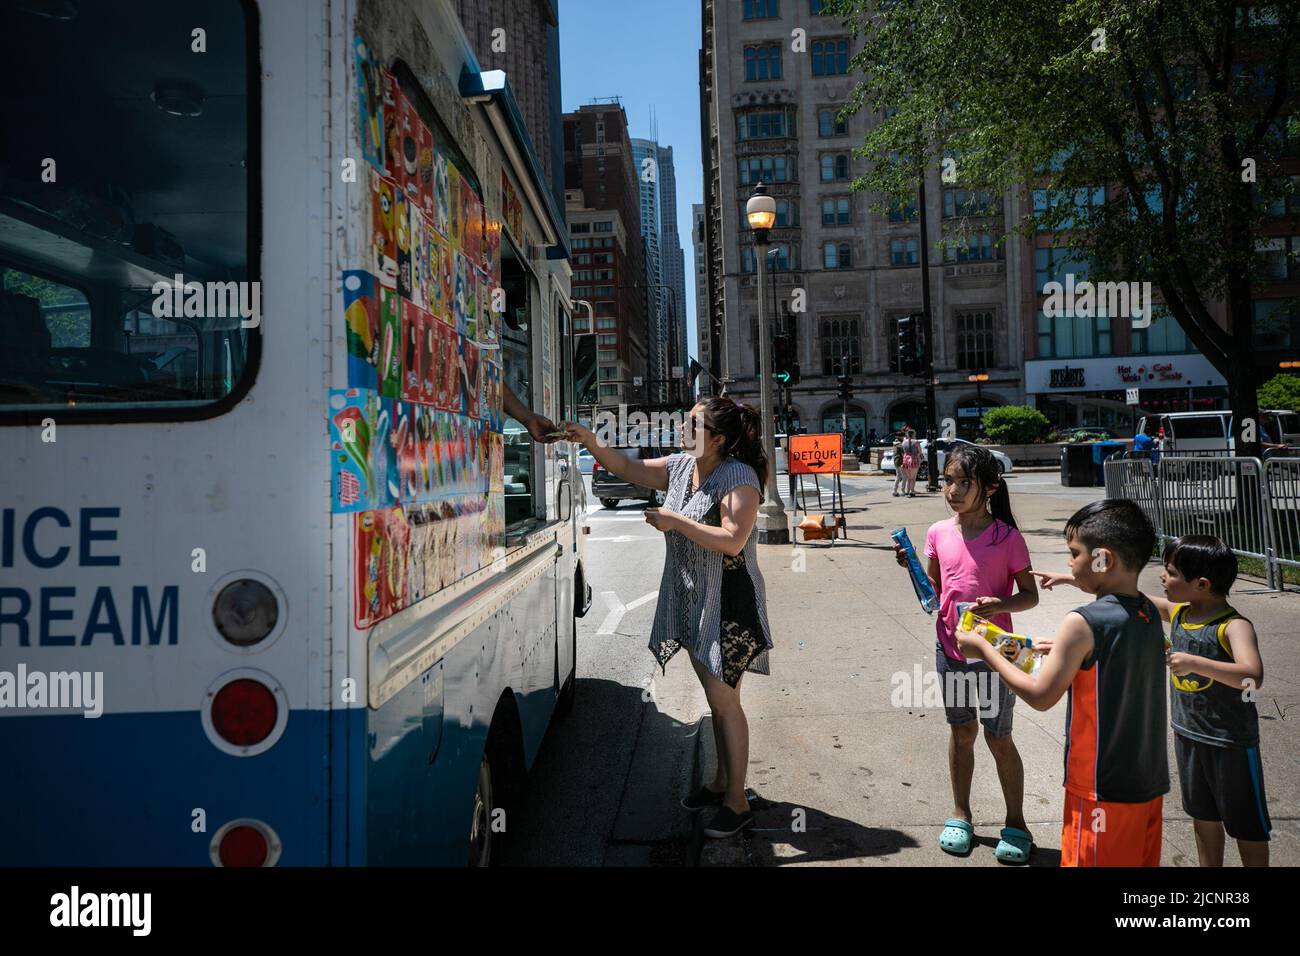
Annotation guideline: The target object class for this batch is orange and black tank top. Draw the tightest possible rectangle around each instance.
[1064,593,1170,803]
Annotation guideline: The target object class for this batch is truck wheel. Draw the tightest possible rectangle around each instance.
[601,498,619,509]
[651,489,666,506]
[469,753,495,867]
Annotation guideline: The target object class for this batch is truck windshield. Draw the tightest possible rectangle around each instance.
[0,0,256,417]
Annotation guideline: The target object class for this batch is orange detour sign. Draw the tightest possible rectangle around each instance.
[788,433,843,475]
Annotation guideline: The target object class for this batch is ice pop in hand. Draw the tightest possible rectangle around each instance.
[891,528,940,614]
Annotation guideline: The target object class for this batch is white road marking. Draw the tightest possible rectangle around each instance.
[588,535,660,543]
[596,589,659,635]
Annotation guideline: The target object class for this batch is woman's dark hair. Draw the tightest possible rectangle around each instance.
[1161,534,1238,595]
[698,397,769,491]
[944,444,1017,530]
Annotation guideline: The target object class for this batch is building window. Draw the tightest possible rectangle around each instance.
[594,221,614,233]
[743,0,779,18]
[822,197,851,225]
[942,189,998,218]
[598,349,617,362]
[599,384,619,397]
[596,300,616,314]
[597,317,618,330]
[890,239,919,266]
[943,232,998,262]
[820,153,849,181]
[820,317,862,376]
[810,0,830,14]
[1134,306,1194,353]
[811,39,850,76]
[1032,186,1105,231]
[737,109,791,140]
[956,311,996,370]
[739,155,792,184]
[744,43,783,82]
[818,108,847,137]
[887,198,918,222]
[571,223,590,234]
[597,334,618,346]
[1036,312,1112,358]
[1033,247,1092,292]
[574,319,590,333]
[823,241,852,270]
[741,243,798,273]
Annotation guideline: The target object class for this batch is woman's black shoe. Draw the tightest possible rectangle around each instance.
[703,805,754,838]
[681,785,726,812]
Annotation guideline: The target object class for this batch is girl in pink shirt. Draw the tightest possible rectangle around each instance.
[911,445,1039,863]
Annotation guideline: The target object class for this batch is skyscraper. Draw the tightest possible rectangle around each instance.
[454,0,564,209]
[564,104,649,410]
[700,0,1023,438]
[657,145,690,406]
[693,203,710,386]
[632,137,667,402]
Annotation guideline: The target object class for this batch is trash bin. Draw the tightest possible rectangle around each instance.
[1092,441,1125,485]
[1061,443,1096,487]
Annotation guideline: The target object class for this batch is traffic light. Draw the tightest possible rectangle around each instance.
[836,370,855,403]
[897,313,925,376]
[773,332,800,387]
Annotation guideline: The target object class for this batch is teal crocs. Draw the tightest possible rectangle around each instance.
[939,819,974,856]
[994,826,1034,864]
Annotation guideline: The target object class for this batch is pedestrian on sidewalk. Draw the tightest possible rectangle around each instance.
[963,499,1168,867]
[560,398,774,840]
[894,445,1039,863]
[891,430,907,496]
[899,428,922,497]
[1036,534,1270,866]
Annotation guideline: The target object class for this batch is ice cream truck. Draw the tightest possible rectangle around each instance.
[0,0,589,865]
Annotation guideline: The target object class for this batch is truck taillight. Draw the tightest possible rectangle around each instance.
[211,819,282,867]
[211,678,278,747]
[202,670,287,756]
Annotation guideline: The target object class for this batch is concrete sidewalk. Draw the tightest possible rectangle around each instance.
[696,475,1300,866]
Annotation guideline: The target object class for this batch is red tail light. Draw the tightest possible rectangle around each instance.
[219,824,269,867]
[211,678,278,747]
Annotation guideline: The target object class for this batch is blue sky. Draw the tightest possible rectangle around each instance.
[559,0,702,358]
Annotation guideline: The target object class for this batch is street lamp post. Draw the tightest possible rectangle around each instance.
[968,371,989,439]
[746,183,789,544]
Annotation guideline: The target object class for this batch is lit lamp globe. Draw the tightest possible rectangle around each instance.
[746,184,777,241]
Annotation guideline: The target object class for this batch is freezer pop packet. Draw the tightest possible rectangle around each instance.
[891,528,939,614]
[958,607,1041,675]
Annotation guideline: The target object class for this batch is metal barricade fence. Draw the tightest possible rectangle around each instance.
[1265,457,1300,581]
[1104,456,1280,589]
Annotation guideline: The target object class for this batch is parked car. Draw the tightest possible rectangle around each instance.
[592,445,679,508]
[881,438,1014,480]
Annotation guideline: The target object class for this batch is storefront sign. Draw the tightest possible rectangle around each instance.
[1049,367,1086,389]
[1118,363,1184,384]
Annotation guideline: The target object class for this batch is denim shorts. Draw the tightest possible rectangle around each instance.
[935,643,1015,736]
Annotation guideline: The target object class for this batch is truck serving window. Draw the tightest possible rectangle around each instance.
[0,0,258,419]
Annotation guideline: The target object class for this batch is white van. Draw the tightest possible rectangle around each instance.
[1136,409,1300,454]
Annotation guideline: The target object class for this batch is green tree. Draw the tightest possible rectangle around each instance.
[828,0,1299,460]
[982,405,1051,444]
[1257,373,1300,411]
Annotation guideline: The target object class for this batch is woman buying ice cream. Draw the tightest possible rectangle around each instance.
[560,398,774,838]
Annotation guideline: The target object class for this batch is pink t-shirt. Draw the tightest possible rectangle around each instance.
[924,517,1031,661]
